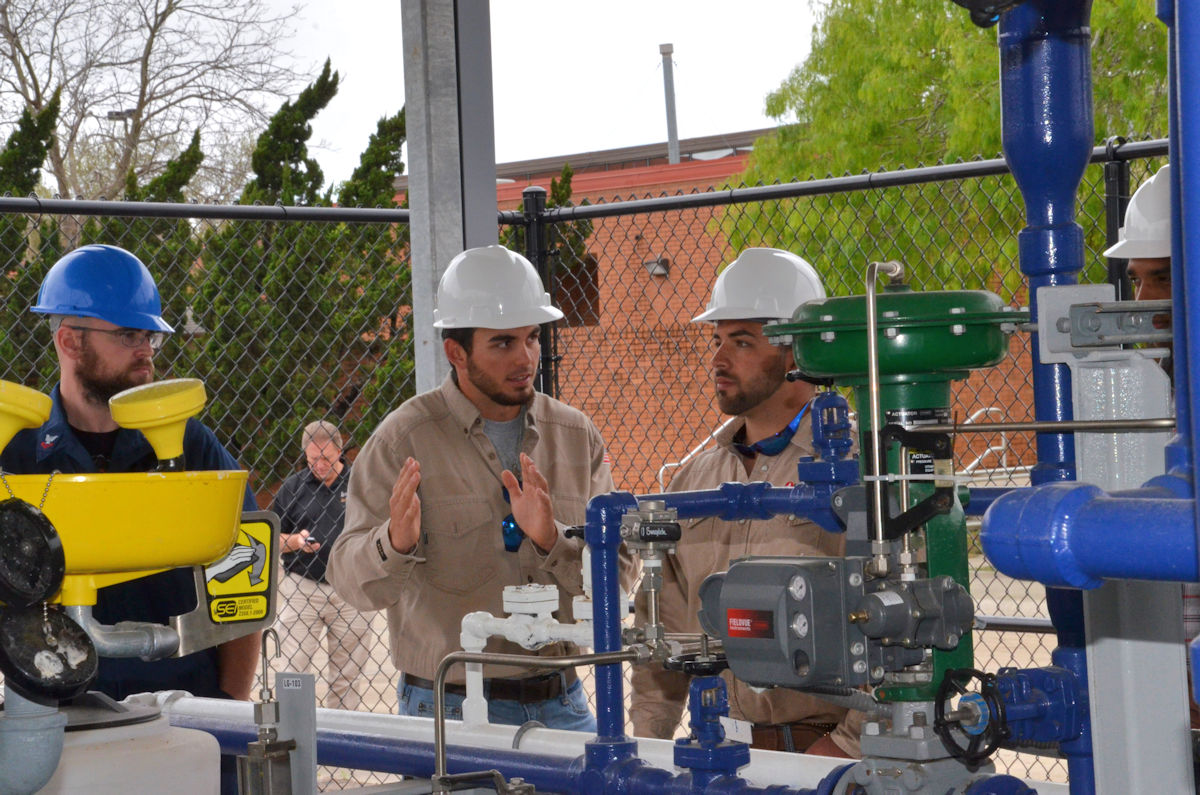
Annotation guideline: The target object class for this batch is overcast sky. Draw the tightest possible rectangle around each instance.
[286,1,819,188]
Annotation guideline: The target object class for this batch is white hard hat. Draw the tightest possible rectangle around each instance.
[432,245,564,329]
[1104,164,1171,259]
[692,247,826,324]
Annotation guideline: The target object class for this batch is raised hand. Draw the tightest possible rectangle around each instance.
[500,453,556,552]
[388,457,422,553]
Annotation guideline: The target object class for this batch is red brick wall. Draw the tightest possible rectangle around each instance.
[497,156,1037,493]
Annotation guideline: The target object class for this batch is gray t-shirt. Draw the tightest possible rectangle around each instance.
[483,410,525,477]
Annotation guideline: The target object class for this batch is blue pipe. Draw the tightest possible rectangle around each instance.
[584,490,641,777]
[1175,0,1200,578]
[651,482,845,534]
[1157,0,1192,480]
[999,0,1092,489]
[580,484,859,786]
[998,3,1095,791]
[1050,647,1094,795]
[983,483,1198,587]
[962,487,1011,516]
[582,483,850,748]
[174,713,839,795]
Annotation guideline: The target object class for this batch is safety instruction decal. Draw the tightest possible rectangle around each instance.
[203,517,273,623]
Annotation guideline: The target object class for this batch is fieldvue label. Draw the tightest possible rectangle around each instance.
[727,608,775,639]
[204,517,273,623]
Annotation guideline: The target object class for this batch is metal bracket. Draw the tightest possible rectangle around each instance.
[1064,299,1172,347]
[171,510,280,657]
[862,425,955,541]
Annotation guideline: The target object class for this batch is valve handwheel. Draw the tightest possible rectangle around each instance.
[0,497,65,607]
[664,651,729,676]
[933,667,1008,769]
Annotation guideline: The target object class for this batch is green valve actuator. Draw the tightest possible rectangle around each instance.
[767,281,1028,702]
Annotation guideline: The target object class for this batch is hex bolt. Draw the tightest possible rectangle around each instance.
[821,331,836,342]
[853,660,868,674]
[951,324,965,336]
[848,572,863,587]
[871,666,885,679]
[851,642,865,655]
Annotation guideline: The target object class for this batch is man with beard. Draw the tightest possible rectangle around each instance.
[629,248,861,757]
[0,244,260,712]
[329,245,636,730]
[1104,164,1200,732]
[1105,164,1173,347]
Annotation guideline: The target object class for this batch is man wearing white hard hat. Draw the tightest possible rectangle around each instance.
[1104,163,1172,324]
[629,248,861,757]
[1105,164,1200,730]
[329,245,635,730]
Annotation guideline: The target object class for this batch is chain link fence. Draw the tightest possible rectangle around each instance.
[0,137,1168,788]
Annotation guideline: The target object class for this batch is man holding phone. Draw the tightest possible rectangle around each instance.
[271,420,371,710]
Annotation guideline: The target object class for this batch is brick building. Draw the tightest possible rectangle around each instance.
[397,128,1034,493]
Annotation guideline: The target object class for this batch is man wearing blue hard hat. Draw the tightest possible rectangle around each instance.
[0,244,258,792]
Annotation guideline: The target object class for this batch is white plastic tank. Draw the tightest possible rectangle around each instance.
[40,714,219,794]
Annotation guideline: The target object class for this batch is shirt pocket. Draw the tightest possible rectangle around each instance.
[420,495,499,594]
[549,493,587,527]
[678,516,721,580]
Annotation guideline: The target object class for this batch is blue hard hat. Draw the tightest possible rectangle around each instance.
[32,245,174,332]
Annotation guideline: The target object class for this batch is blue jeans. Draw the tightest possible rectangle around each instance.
[398,674,596,733]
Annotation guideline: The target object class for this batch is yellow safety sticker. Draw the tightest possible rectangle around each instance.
[204,517,274,623]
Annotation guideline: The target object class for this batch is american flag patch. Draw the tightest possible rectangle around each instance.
[602,452,612,465]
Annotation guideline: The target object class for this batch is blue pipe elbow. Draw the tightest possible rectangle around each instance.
[983,483,1104,588]
[983,483,1199,586]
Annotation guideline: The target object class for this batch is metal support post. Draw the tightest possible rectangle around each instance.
[1102,138,1132,301]
[523,186,558,397]
[402,0,499,392]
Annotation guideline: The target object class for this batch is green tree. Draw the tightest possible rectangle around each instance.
[501,163,593,267]
[83,130,208,372]
[195,67,410,486]
[728,0,1167,299]
[337,110,407,208]
[0,91,61,386]
[240,59,339,208]
[0,0,304,202]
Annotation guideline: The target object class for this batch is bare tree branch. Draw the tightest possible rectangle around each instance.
[0,0,307,201]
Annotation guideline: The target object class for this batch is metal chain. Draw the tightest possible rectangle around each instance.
[0,469,58,509]
[38,471,57,509]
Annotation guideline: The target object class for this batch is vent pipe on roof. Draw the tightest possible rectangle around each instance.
[660,43,680,164]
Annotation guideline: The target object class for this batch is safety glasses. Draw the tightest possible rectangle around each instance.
[65,325,166,352]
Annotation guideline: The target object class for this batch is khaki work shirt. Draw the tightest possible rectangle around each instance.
[629,413,863,757]
[328,374,638,683]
